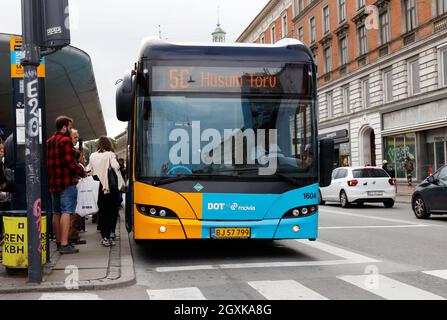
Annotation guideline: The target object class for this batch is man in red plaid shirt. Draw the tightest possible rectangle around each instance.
[47,116,86,254]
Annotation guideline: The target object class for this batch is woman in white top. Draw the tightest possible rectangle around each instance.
[87,137,121,247]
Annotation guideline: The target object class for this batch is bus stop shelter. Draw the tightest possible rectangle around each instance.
[0,33,107,210]
[0,33,107,141]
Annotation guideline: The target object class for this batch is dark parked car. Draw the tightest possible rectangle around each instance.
[412,164,447,219]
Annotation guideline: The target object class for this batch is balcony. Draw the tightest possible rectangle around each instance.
[433,13,447,33]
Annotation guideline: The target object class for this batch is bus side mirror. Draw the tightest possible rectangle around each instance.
[116,71,136,122]
[319,139,335,188]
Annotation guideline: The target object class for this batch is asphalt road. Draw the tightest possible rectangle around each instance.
[2,202,447,300]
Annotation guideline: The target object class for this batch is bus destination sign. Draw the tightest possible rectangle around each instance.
[151,66,309,95]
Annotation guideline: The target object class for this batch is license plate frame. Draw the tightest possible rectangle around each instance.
[367,191,384,196]
[211,227,251,239]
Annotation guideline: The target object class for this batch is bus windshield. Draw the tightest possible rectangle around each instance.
[136,95,316,180]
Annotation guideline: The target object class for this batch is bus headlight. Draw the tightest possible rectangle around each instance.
[282,205,318,219]
[136,205,178,219]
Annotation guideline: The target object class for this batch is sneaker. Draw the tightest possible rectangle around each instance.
[70,239,87,245]
[101,239,111,247]
[108,239,116,246]
[59,245,79,254]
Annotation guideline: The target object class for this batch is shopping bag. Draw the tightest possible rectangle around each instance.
[76,176,100,217]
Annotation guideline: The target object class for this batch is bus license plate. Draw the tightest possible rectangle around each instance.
[211,228,251,239]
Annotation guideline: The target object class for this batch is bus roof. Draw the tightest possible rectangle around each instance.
[137,38,315,64]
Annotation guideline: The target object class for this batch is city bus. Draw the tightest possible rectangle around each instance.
[116,38,333,242]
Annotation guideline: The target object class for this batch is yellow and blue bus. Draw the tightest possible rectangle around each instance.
[116,38,333,242]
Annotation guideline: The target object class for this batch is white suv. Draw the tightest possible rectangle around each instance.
[319,167,397,208]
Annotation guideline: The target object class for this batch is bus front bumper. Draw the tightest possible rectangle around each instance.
[133,212,319,240]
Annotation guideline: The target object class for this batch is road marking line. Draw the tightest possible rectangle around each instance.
[39,293,102,300]
[295,239,379,264]
[338,275,445,300]
[423,270,447,281]
[155,240,379,272]
[147,287,206,300]
[319,224,429,230]
[248,280,328,300]
[320,208,427,226]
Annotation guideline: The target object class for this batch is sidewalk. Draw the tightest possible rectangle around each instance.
[0,210,135,294]
[395,183,416,204]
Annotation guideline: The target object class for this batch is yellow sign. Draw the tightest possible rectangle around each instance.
[2,215,47,268]
[10,36,46,78]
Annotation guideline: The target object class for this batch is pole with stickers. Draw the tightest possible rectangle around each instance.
[18,0,71,284]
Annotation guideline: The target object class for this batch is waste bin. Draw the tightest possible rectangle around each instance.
[1,211,47,268]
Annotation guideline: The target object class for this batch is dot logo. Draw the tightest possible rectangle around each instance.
[193,183,204,192]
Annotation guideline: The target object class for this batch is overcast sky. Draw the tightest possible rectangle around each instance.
[0,0,269,138]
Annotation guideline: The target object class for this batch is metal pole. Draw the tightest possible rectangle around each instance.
[21,0,43,284]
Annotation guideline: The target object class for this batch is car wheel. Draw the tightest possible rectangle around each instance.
[340,190,350,208]
[384,200,395,208]
[319,190,326,205]
[413,196,431,219]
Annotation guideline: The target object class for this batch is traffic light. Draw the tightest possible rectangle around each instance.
[40,0,71,49]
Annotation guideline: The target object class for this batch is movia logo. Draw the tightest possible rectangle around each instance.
[194,183,204,192]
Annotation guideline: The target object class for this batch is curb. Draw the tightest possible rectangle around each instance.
[0,212,136,294]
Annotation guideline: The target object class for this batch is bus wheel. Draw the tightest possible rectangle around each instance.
[340,191,350,208]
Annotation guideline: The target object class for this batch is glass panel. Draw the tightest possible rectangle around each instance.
[353,169,389,178]
[426,142,435,176]
[137,97,316,179]
[405,133,417,177]
[436,141,446,170]
[395,136,406,178]
[385,136,396,169]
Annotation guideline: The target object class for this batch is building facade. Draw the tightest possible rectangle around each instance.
[238,0,447,181]
[237,0,295,43]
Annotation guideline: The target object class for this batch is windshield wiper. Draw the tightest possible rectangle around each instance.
[151,174,238,186]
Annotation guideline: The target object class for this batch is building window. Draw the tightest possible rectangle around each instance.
[356,0,365,11]
[298,26,304,42]
[408,58,420,95]
[442,48,447,86]
[358,25,367,56]
[323,5,330,34]
[282,14,288,38]
[324,46,332,73]
[384,68,393,102]
[340,36,348,65]
[309,16,316,43]
[339,0,346,23]
[361,77,370,108]
[437,0,447,15]
[261,35,265,44]
[271,26,276,44]
[326,92,333,118]
[298,0,305,13]
[379,10,391,45]
[342,85,350,114]
[403,0,417,32]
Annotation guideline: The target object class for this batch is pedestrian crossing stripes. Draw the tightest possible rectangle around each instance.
[39,293,102,300]
[422,270,447,281]
[147,287,206,300]
[337,274,446,300]
[146,271,447,300]
[248,280,328,300]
